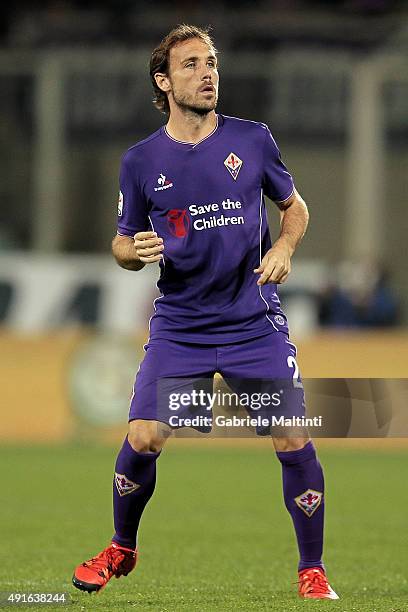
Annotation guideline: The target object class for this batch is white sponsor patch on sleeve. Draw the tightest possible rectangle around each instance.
[118,190,124,216]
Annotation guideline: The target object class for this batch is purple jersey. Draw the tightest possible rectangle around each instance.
[117,114,295,344]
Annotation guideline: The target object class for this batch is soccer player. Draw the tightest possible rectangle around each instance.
[72,24,338,600]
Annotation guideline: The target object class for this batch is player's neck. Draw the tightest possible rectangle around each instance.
[165,110,217,144]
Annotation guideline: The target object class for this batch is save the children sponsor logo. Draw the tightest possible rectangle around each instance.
[165,198,246,238]
[167,209,190,238]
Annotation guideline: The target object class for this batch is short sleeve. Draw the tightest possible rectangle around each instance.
[262,126,295,203]
[117,152,151,237]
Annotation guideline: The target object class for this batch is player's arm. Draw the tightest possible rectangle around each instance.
[114,152,165,271]
[255,189,309,285]
[255,124,310,285]
[112,231,164,271]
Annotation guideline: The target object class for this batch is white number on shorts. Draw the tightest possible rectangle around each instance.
[287,355,303,388]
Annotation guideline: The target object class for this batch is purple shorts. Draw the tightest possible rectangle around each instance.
[129,332,305,434]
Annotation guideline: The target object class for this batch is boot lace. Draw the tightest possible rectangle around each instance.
[299,569,329,595]
[82,546,125,577]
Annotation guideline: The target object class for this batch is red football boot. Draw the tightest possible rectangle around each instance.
[298,567,339,599]
[72,542,137,593]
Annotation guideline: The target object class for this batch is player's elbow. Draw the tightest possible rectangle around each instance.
[302,199,310,225]
[111,235,125,266]
[111,235,145,271]
[113,255,145,272]
[112,252,132,270]
[294,191,309,224]
[293,189,307,210]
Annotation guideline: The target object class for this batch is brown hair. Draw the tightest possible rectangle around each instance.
[149,24,217,114]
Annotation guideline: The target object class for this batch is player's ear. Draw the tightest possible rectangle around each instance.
[154,72,171,94]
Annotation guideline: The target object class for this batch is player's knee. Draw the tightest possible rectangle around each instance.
[127,421,168,453]
[273,436,310,452]
[128,432,163,453]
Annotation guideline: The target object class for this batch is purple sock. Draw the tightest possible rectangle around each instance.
[112,436,160,550]
[276,441,325,572]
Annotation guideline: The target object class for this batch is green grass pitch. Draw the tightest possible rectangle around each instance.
[1,442,407,611]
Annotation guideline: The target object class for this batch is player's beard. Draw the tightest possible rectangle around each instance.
[171,83,218,117]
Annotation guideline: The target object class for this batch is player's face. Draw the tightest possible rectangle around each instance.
[167,38,219,115]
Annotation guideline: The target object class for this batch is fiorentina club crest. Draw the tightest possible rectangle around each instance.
[294,489,323,517]
[115,472,140,497]
[224,152,243,180]
[167,209,190,238]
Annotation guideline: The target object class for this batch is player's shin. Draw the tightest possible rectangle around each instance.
[112,436,161,550]
[276,440,324,571]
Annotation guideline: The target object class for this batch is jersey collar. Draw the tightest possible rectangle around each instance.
[162,114,223,150]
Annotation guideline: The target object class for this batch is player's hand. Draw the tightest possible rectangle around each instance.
[254,237,293,285]
[134,231,164,263]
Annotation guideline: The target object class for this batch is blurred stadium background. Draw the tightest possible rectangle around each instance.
[1,3,408,608]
